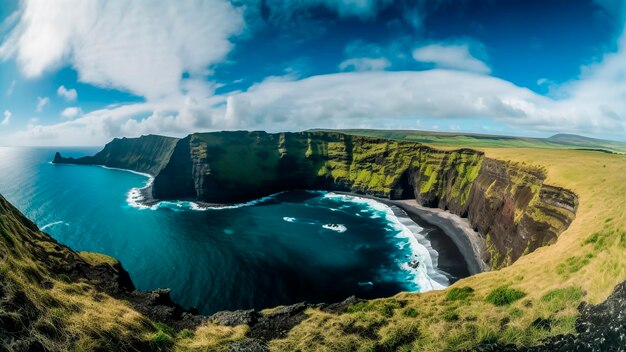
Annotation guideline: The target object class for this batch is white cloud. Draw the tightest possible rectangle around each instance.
[1,110,11,126]
[36,96,49,112]
[6,80,16,96]
[1,0,245,100]
[56,85,77,101]
[8,60,626,145]
[60,107,83,119]
[339,57,391,71]
[412,43,491,74]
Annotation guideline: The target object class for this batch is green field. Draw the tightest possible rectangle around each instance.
[313,129,626,153]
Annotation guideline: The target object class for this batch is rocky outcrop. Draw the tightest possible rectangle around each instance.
[478,280,626,352]
[53,134,179,175]
[208,296,359,351]
[0,194,204,350]
[528,280,626,351]
[54,131,578,269]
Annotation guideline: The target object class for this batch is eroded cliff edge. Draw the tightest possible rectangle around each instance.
[54,131,578,269]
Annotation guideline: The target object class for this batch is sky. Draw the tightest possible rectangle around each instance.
[0,0,625,146]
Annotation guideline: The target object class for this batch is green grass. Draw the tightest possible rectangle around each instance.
[320,129,626,153]
[347,299,403,318]
[445,287,475,301]
[485,287,527,306]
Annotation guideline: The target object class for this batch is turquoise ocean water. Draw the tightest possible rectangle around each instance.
[0,147,467,314]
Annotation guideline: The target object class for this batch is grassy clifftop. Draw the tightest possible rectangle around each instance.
[153,131,485,203]
[320,129,626,153]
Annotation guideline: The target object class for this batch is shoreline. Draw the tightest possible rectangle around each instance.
[104,162,487,277]
[332,192,488,275]
[389,199,489,275]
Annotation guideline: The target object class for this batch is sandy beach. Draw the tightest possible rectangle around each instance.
[332,191,489,275]
[389,199,489,275]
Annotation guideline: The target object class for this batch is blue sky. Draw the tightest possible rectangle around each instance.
[0,0,625,146]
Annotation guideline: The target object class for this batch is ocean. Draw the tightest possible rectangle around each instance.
[0,147,467,314]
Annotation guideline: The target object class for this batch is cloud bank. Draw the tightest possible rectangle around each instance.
[1,0,626,145]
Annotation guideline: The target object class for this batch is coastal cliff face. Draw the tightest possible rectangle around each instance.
[151,131,577,268]
[53,134,179,175]
[152,131,484,203]
[54,131,578,269]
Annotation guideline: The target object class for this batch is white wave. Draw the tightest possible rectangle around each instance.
[109,164,284,211]
[322,192,449,292]
[101,165,153,179]
[322,223,347,233]
[40,221,68,231]
[283,217,296,223]
[126,178,155,210]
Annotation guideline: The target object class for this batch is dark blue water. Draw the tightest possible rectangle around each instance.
[0,147,458,314]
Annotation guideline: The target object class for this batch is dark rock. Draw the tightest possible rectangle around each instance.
[479,280,626,352]
[530,317,552,331]
[209,302,314,342]
[210,309,258,326]
[528,280,626,351]
[248,302,310,341]
[322,296,359,314]
[226,338,268,352]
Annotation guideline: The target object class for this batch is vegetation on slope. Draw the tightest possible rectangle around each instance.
[267,148,626,351]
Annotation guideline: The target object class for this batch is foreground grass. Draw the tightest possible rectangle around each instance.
[267,148,626,351]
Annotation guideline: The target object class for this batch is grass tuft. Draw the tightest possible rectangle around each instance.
[445,287,475,301]
[485,286,527,306]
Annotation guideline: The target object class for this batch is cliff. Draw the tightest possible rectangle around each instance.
[152,131,578,268]
[54,131,578,269]
[0,192,214,350]
[53,134,179,175]
[0,193,143,350]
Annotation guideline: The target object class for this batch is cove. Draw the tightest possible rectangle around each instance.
[0,147,469,315]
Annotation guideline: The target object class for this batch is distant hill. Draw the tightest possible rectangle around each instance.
[310,129,626,153]
[546,133,626,152]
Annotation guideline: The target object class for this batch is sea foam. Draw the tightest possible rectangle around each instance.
[322,223,348,233]
[40,221,69,231]
[322,192,449,292]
